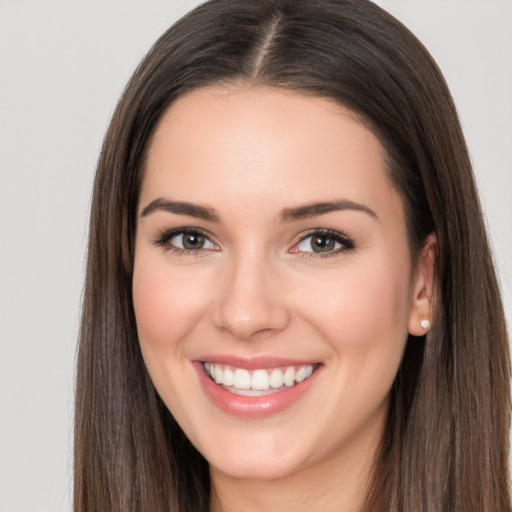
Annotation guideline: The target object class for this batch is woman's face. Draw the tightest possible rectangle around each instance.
[133,86,430,482]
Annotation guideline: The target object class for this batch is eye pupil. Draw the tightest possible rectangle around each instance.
[183,233,205,250]
[312,235,335,252]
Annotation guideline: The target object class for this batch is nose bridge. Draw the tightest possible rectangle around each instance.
[213,247,289,340]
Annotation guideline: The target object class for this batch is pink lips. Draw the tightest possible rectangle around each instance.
[194,356,321,419]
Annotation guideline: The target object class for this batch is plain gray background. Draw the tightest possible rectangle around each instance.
[1,1,510,511]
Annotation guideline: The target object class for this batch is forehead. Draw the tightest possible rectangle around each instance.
[141,85,402,222]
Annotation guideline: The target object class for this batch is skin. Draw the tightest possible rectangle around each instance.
[133,85,435,512]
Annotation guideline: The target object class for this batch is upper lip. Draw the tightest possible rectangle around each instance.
[196,355,319,369]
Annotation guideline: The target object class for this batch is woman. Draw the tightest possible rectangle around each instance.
[74,1,511,510]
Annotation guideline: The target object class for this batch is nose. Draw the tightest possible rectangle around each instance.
[212,254,291,341]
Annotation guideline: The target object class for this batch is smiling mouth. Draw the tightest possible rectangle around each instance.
[202,362,317,396]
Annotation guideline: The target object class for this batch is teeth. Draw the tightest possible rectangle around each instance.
[269,368,284,388]
[296,366,313,383]
[223,367,234,386]
[233,369,251,389]
[203,362,315,391]
[284,367,295,387]
[251,369,269,390]
[214,365,223,384]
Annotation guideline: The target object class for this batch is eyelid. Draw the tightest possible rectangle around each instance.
[290,228,355,258]
[151,226,355,258]
[152,227,220,254]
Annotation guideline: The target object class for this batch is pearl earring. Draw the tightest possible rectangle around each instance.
[420,320,430,330]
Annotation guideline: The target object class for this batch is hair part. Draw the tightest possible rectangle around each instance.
[75,1,511,511]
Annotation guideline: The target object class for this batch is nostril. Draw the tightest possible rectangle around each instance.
[213,301,290,341]
[216,323,286,342]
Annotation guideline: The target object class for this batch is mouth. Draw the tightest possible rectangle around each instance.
[203,362,317,396]
[195,356,322,418]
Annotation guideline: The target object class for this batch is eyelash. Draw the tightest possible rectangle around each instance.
[292,229,355,259]
[152,228,219,257]
[152,227,355,258]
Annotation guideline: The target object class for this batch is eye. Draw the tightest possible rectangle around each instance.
[170,231,216,250]
[291,229,354,257]
[153,228,219,254]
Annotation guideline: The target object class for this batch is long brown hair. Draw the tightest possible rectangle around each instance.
[74,1,511,510]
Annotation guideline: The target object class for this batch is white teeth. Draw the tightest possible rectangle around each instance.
[284,367,295,387]
[203,362,315,391]
[214,365,223,384]
[227,387,283,397]
[251,369,270,390]
[233,369,251,389]
[269,368,284,388]
[295,366,307,383]
[223,367,234,386]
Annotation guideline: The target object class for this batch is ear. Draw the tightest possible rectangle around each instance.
[408,233,437,336]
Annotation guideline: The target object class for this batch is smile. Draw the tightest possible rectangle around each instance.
[196,359,321,418]
[203,362,315,396]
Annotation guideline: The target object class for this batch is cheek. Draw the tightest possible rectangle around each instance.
[301,255,412,360]
[132,257,215,429]
[132,259,210,352]
[297,257,412,436]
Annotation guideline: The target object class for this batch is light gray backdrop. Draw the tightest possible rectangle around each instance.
[1,1,510,511]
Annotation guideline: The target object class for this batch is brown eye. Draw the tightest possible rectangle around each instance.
[169,231,217,251]
[310,234,336,253]
[297,233,341,254]
[293,230,354,256]
[179,232,206,250]
[153,229,218,253]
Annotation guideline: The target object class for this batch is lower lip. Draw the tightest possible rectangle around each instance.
[194,362,321,419]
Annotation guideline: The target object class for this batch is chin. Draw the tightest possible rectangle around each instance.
[198,427,319,482]
[209,453,303,481]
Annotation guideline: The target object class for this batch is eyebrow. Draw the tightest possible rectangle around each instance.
[140,198,220,222]
[140,197,377,223]
[279,200,378,222]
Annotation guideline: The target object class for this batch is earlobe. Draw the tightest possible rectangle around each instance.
[420,319,430,330]
[408,234,437,336]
